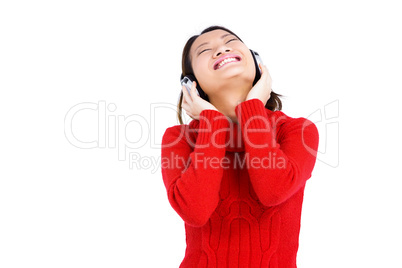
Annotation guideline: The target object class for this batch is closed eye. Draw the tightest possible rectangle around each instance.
[226,38,238,43]
[199,48,210,55]
[198,38,238,55]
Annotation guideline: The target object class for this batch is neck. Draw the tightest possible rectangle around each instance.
[208,85,250,125]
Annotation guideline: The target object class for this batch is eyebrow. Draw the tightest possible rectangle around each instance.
[194,33,235,53]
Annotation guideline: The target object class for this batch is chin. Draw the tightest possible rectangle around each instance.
[220,65,251,78]
[223,67,255,84]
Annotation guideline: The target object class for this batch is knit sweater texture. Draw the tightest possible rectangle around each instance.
[161,98,319,268]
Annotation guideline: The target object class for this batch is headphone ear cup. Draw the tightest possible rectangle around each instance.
[180,74,209,101]
[249,49,262,86]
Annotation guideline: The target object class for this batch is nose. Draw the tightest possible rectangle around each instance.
[214,45,232,58]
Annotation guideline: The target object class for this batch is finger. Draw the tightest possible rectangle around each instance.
[190,81,198,98]
[181,86,187,105]
[259,64,267,75]
[262,65,272,81]
[182,88,188,104]
[182,85,192,103]
[261,65,272,83]
[181,100,189,109]
[182,85,189,97]
[181,90,193,112]
[262,64,271,77]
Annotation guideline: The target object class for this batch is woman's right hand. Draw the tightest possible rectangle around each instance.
[181,81,219,120]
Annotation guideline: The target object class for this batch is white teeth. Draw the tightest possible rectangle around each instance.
[217,57,237,69]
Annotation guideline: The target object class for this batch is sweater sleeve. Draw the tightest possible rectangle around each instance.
[234,98,319,207]
[161,109,229,227]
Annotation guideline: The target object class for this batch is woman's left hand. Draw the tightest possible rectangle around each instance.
[245,64,272,105]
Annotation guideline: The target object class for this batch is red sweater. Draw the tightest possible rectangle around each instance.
[161,98,319,268]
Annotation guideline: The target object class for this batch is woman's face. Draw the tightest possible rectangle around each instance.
[189,29,256,95]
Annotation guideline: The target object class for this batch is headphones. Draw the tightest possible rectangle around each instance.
[180,49,263,101]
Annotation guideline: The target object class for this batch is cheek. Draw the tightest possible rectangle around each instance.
[192,58,210,78]
[248,56,256,74]
[236,47,254,73]
[243,54,254,71]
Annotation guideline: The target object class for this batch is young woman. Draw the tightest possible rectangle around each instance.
[161,25,319,268]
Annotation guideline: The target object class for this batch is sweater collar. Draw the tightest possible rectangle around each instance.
[188,117,245,153]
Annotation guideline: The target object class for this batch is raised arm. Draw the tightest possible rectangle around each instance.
[161,109,229,227]
[235,98,319,207]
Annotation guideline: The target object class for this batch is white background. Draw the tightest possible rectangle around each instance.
[1,0,401,267]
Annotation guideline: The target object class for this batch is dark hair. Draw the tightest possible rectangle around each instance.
[177,25,282,124]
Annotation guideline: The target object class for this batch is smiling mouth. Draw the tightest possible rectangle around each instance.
[214,56,241,70]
